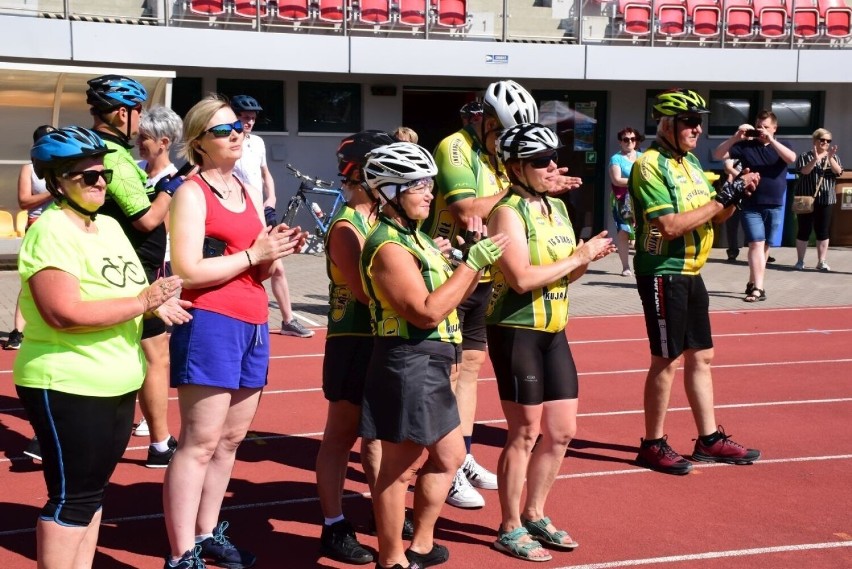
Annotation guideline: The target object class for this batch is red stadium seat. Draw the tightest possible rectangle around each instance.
[234,0,269,17]
[397,0,428,26]
[277,0,313,20]
[317,0,347,21]
[358,0,392,23]
[687,0,722,36]
[786,0,820,38]
[818,0,852,37]
[618,0,653,35]
[434,0,468,27]
[189,0,226,15]
[753,0,788,38]
[655,0,688,36]
[724,0,755,38]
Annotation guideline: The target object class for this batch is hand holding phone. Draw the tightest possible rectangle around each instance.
[744,129,762,138]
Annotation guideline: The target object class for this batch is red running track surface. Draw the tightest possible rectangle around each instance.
[1,306,851,568]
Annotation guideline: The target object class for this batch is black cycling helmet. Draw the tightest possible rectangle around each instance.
[231,95,263,113]
[31,126,114,180]
[32,125,57,143]
[337,129,396,178]
[459,100,484,119]
[652,88,710,119]
[86,75,148,111]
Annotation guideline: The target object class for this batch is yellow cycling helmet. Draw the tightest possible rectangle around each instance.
[652,88,709,119]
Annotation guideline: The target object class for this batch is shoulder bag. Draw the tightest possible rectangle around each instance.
[792,157,827,215]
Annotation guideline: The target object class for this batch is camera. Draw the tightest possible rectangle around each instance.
[744,129,762,138]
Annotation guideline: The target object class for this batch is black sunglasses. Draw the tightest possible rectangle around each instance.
[205,121,244,138]
[621,136,636,143]
[527,152,558,169]
[819,138,832,144]
[677,115,703,128]
[64,169,113,186]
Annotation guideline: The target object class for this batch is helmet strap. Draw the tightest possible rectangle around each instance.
[516,170,552,216]
[658,117,687,161]
[96,108,132,144]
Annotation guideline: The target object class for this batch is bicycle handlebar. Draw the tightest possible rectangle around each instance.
[286,163,335,189]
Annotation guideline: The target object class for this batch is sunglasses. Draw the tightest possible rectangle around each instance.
[63,169,113,186]
[819,138,832,144]
[527,152,558,169]
[621,136,636,143]
[399,178,434,194]
[677,115,703,128]
[205,121,244,138]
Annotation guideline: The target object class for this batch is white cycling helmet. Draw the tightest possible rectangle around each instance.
[363,142,438,190]
[484,80,539,129]
[499,123,559,162]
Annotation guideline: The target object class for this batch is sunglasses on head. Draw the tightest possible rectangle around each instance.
[205,121,244,138]
[621,136,636,143]
[819,138,832,144]
[677,115,703,128]
[527,152,558,169]
[63,169,113,186]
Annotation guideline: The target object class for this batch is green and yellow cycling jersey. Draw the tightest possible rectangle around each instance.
[629,142,716,276]
[325,205,374,337]
[361,216,461,344]
[486,192,576,333]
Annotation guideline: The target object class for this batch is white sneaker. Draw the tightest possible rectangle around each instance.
[133,418,149,437]
[461,453,498,490]
[446,469,485,509]
[816,260,830,272]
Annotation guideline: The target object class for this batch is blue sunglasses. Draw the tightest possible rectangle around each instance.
[205,121,244,138]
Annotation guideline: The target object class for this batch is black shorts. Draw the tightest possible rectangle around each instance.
[322,335,373,405]
[636,274,713,360]
[457,281,492,351]
[142,263,167,340]
[360,337,461,446]
[486,326,579,405]
[16,386,136,526]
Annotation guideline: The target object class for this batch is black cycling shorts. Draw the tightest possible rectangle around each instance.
[16,386,136,526]
[486,325,579,405]
[636,274,713,360]
[457,281,492,351]
[142,263,167,340]
[322,335,373,405]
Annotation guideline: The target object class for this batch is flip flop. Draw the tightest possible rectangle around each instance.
[522,516,579,550]
[493,527,552,562]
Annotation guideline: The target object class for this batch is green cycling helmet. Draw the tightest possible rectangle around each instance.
[652,88,709,119]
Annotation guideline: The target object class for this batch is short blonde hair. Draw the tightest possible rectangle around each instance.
[179,94,231,166]
[812,127,832,141]
[392,126,419,144]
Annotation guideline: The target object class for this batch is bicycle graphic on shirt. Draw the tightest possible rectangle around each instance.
[281,164,345,252]
[101,256,147,288]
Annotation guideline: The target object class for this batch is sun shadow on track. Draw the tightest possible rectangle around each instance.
[567,438,640,466]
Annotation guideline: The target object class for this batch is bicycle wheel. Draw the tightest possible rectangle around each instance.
[283,197,302,227]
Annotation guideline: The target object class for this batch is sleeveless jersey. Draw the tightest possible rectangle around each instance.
[628,143,715,276]
[361,216,461,343]
[486,192,576,333]
[325,205,374,337]
[180,174,268,324]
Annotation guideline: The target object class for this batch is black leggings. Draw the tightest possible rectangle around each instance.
[16,386,136,526]
[796,203,833,241]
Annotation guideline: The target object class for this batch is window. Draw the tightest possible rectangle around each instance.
[216,78,285,132]
[771,91,823,136]
[643,90,659,137]
[172,77,203,121]
[707,90,760,136]
[298,82,361,134]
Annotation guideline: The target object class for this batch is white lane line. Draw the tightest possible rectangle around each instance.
[0,454,850,537]
[554,541,852,569]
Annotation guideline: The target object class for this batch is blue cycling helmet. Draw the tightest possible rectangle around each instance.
[31,126,115,180]
[231,95,263,113]
[86,75,148,111]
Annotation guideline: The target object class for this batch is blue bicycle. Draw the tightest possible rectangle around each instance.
[282,163,345,239]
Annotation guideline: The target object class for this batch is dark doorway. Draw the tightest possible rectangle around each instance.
[401,88,478,152]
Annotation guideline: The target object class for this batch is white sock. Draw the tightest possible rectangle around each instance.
[324,514,345,526]
[195,533,213,543]
[151,437,172,453]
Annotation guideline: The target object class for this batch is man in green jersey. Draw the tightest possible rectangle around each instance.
[629,88,762,475]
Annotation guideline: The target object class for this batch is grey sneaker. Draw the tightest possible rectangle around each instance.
[816,260,830,272]
[280,319,314,338]
[794,261,805,271]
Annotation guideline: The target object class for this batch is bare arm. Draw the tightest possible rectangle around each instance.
[18,164,54,211]
[609,163,629,187]
[712,127,749,161]
[131,191,172,232]
[328,221,370,306]
[448,191,508,227]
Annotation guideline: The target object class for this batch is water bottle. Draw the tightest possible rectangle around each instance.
[311,202,324,219]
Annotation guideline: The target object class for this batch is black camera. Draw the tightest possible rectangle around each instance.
[744,129,762,138]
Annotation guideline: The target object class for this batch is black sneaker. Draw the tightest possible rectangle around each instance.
[4,329,22,350]
[24,436,41,461]
[198,521,255,569]
[405,543,449,567]
[146,436,178,468]
[165,545,206,568]
[320,520,373,565]
[369,509,414,540]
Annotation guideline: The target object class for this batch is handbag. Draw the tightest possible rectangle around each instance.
[791,158,827,215]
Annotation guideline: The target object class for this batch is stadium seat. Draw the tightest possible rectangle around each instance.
[189,0,227,15]
[655,0,689,36]
[724,0,755,38]
[787,0,820,38]
[818,0,852,37]
[753,0,788,38]
[277,0,314,20]
[0,210,17,238]
[358,0,392,23]
[317,0,347,21]
[397,0,428,26]
[618,0,653,35]
[234,0,269,17]
[16,211,27,237]
[434,0,469,27]
[687,0,722,36]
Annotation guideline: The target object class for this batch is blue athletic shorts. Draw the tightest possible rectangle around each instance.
[742,205,783,246]
[170,309,269,390]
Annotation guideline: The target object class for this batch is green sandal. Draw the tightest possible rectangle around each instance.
[522,516,579,550]
[493,526,552,562]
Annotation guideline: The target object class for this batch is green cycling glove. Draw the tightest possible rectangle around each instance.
[464,238,502,271]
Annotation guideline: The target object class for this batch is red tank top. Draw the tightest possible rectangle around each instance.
[181,174,268,324]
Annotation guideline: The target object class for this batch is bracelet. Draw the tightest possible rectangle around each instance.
[245,250,253,266]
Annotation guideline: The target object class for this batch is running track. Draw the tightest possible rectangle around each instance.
[1,306,850,568]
